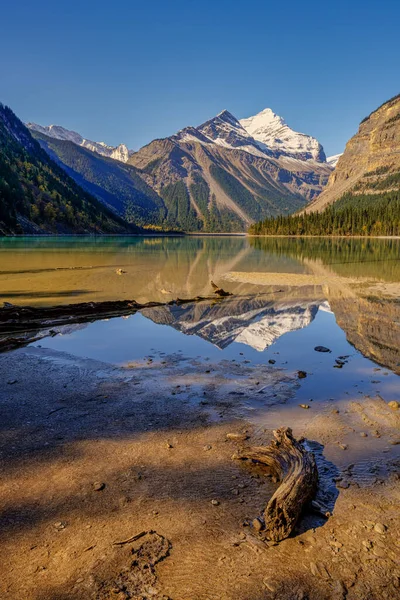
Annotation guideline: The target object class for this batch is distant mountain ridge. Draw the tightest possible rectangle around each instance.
[27,107,334,232]
[27,123,135,163]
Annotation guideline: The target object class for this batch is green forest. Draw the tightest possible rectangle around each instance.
[249,189,400,237]
[0,104,132,234]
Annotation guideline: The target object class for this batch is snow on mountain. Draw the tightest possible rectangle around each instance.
[195,109,273,158]
[327,153,342,168]
[26,123,134,163]
[240,108,326,163]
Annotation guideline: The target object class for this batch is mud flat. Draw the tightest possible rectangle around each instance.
[1,343,400,600]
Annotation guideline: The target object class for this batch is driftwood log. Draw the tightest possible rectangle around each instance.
[0,295,228,336]
[0,294,232,353]
[234,427,318,542]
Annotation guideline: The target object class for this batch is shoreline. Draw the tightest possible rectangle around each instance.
[1,341,399,599]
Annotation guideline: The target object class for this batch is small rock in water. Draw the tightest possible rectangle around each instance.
[374,523,387,534]
[314,346,331,353]
[337,480,350,489]
[299,404,310,409]
[388,401,399,410]
[93,482,105,491]
[268,359,276,364]
[297,371,307,379]
[7,379,17,385]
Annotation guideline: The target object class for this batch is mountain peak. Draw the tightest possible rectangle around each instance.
[240,108,326,162]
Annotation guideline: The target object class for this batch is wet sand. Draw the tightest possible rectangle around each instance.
[1,345,399,600]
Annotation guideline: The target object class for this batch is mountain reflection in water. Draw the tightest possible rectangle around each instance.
[0,235,398,374]
[142,296,323,352]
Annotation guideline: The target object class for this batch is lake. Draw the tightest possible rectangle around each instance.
[1,235,399,409]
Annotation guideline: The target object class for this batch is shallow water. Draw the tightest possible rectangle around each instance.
[2,235,398,306]
[1,235,399,375]
[2,235,400,483]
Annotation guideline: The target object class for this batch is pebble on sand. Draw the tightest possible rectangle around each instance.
[93,482,105,491]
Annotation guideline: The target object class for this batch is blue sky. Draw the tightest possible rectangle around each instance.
[1,0,399,156]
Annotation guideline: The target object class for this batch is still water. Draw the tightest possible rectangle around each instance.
[0,235,399,382]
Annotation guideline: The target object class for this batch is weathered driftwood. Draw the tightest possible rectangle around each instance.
[233,427,318,542]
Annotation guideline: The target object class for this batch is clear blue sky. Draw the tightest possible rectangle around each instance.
[1,0,399,156]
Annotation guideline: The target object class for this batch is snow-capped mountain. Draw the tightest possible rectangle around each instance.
[26,123,134,163]
[240,108,326,162]
[327,153,342,168]
[28,105,333,232]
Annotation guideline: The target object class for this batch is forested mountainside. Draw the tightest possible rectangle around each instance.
[29,108,332,233]
[0,104,134,235]
[250,95,400,236]
[32,131,165,228]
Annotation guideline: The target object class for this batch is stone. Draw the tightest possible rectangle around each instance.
[297,371,307,379]
[314,346,331,353]
[360,432,368,437]
[388,401,399,410]
[252,518,263,532]
[268,359,276,364]
[337,480,350,489]
[211,499,220,506]
[299,404,310,409]
[226,432,249,441]
[93,482,105,491]
[203,445,212,451]
[374,523,387,534]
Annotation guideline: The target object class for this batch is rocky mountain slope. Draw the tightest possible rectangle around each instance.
[27,123,134,163]
[29,108,332,232]
[0,104,133,235]
[304,94,400,213]
[127,109,332,231]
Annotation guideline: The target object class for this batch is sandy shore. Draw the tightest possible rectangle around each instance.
[1,344,400,600]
